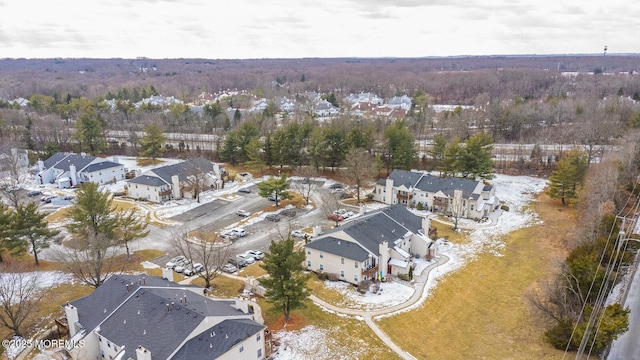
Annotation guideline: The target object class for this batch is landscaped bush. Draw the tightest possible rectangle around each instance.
[500,205,510,211]
[416,202,424,211]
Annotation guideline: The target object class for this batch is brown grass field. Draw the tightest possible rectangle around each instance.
[377,192,578,359]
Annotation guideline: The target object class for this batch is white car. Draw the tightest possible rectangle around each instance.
[235,253,255,265]
[245,250,264,260]
[290,230,308,239]
[231,228,247,237]
[166,256,186,269]
[236,210,251,217]
[221,263,238,273]
[184,263,203,276]
[174,261,190,273]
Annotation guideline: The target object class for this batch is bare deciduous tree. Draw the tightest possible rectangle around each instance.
[53,230,121,288]
[170,230,233,289]
[341,148,377,204]
[0,260,54,337]
[291,167,320,206]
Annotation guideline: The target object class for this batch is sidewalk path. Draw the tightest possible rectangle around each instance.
[309,254,450,360]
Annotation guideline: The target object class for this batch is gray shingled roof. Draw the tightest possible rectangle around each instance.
[150,158,214,184]
[305,236,370,261]
[321,204,422,255]
[42,152,67,169]
[387,169,422,189]
[55,154,97,172]
[98,287,205,360]
[127,175,169,187]
[69,275,257,360]
[384,169,483,199]
[82,161,123,173]
[70,275,188,335]
[172,319,265,360]
[414,174,479,198]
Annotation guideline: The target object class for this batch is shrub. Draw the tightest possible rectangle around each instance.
[397,273,411,281]
[500,205,510,211]
[416,202,424,211]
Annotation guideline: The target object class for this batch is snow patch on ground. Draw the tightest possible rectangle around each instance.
[0,271,74,305]
[272,325,371,360]
[323,280,414,310]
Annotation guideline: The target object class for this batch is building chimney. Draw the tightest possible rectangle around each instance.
[422,216,431,237]
[69,164,77,187]
[37,159,44,172]
[136,346,152,360]
[64,304,79,337]
[234,297,249,313]
[162,267,174,282]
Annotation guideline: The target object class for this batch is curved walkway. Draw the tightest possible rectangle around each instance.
[309,254,450,360]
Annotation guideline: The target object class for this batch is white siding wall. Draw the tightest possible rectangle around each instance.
[305,247,364,285]
[84,166,125,185]
[216,330,266,360]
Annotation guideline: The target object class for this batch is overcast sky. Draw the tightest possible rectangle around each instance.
[1,0,638,59]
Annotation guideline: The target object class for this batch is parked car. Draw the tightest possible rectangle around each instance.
[183,263,203,276]
[63,195,76,201]
[267,194,277,201]
[280,208,296,217]
[174,261,190,273]
[336,209,354,219]
[231,228,246,237]
[290,230,307,239]
[237,187,251,193]
[236,253,256,265]
[27,190,42,197]
[265,213,280,222]
[302,177,309,184]
[166,255,187,269]
[236,210,251,217]
[41,195,55,203]
[328,213,344,222]
[334,189,350,199]
[329,183,343,189]
[245,250,264,260]
[219,230,239,240]
[229,256,251,268]
[221,263,238,273]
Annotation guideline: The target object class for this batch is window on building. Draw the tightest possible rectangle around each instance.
[320,253,323,259]
[307,260,311,267]
[354,275,358,282]
[257,333,261,341]
[354,262,358,268]
[107,342,111,348]
[471,205,474,210]
[258,349,262,358]
[341,258,344,264]
[307,250,310,255]
[340,270,344,278]
[239,344,244,352]
[320,264,324,271]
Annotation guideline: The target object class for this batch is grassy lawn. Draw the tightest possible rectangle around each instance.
[377,193,577,359]
[306,276,348,306]
[191,275,245,298]
[259,298,402,360]
[239,263,267,278]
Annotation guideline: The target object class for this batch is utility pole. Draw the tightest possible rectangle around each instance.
[602,45,608,73]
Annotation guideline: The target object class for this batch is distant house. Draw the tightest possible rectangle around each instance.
[64,274,266,360]
[314,99,339,117]
[127,157,224,203]
[305,204,437,285]
[373,169,499,220]
[36,152,125,188]
[387,95,412,110]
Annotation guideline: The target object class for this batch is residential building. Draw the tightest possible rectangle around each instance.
[387,95,413,110]
[127,157,224,203]
[305,204,437,285]
[372,169,499,220]
[64,274,265,360]
[36,152,125,188]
